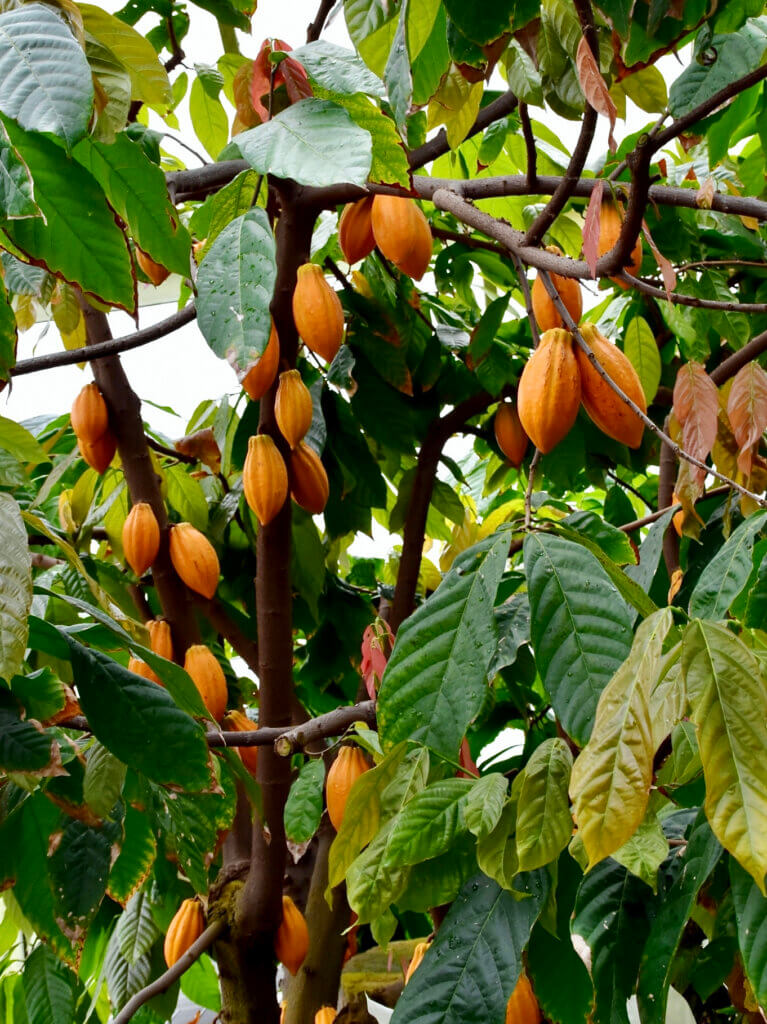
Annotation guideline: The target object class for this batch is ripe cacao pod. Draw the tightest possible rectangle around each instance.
[122,502,161,576]
[164,898,205,968]
[517,328,581,454]
[223,709,258,776]
[338,197,376,265]
[597,202,643,288]
[575,323,646,448]
[275,370,313,450]
[404,941,430,984]
[531,247,583,331]
[289,442,329,515]
[370,195,432,280]
[128,656,159,684]
[243,434,289,526]
[505,973,541,1024]
[494,401,529,468]
[169,522,220,599]
[315,1009,336,1024]
[274,894,309,975]
[78,431,117,474]
[672,491,684,537]
[71,382,109,443]
[326,745,369,831]
[148,619,174,662]
[292,263,345,363]
[242,324,280,401]
[136,248,170,287]
[184,644,228,720]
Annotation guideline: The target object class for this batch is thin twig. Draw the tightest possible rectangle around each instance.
[146,435,196,463]
[306,0,336,42]
[619,271,767,313]
[609,113,668,181]
[524,450,541,529]
[619,485,730,533]
[163,132,208,166]
[511,252,539,348]
[519,103,537,191]
[605,468,653,510]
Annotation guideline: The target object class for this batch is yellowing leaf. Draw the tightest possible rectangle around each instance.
[575,36,616,151]
[426,65,483,150]
[516,738,573,871]
[79,4,171,108]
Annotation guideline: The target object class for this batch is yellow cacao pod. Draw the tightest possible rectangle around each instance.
[598,202,643,288]
[275,895,309,976]
[136,248,170,287]
[71,382,109,443]
[184,644,228,720]
[242,324,280,401]
[164,898,205,968]
[326,746,369,831]
[78,430,116,474]
[275,370,313,450]
[292,263,344,363]
[122,502,161,576]
[315,1008,336,1024]
[494,402,529,468]
[338,197,376,265]
[128,656,159,684]
[370,195,432,280]
[531,247,583,331]
[289,442,329,515]
[672,491,684,537]
[169,522,220,599]
[576,323,646,449]
[148,619,174,662]
[404,941,430,984]
[505,973,541,1024]
[223,709,258,776]
[517,329,582,454]
[243,434,289,527]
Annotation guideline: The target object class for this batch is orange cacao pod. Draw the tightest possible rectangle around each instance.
[128,656,159,684]
[326,745,369,831]
[517,329,581,454]
[275,895,309,976]
[243,434,289,526]
[292,263,344,363]
[275,370,313,449]
[169,522,220,599]
[242,324,280,401]
[531,247,583,331]
[576,323,646,448]
[71,382,109,443]
[224,709,258,776]
[338,197,376,265]
[78,430,116,474]
[672,491,684,537]
[136,248,170,287]
[164,898,205,968]
[289,442,329,515]
[494,402,529,468]
[404,941,430,984]
[505,973,541,1024]
[148,619,174,662]
[370,195,432,280]
[315,1008,336,1024]
[597,202,643,288]
[122,502,161,576]
[184,644,228,720]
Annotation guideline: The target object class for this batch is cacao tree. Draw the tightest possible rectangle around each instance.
[3,2,767,1023]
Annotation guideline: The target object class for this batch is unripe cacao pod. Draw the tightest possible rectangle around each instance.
[517,329,581,454]
[494,402,529,468]
[326,745,369,831]
[78,430,117,474]
[275,895,309,975]
[148,619,174,662]
[224,709,258,776]
[169,522,220,599]
[122,502,161,576]
[136,248,170,287]
[292,263,344,363]
[315,1008,336,1024]
[505,973,541,1024]
[338,197,376,265]
[405,941,430,984]
[370,195,432,280]
[71,382,109,443]
[598,202,643,288]
[275,370,313,449]
[531,247,583,331]
[184,644,228,720]
[242,324,280,401]
[575,323,646,448]
[128,655,159,684]
[243,434,289,526]
[164,898,205,968]
[290,442,329,515]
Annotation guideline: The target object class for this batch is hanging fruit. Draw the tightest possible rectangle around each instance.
[122,502,161,577]
[71,382,109,443]
[78,431,117,474]
[164,899,205,968]
[127,656,159,684]
[505,973,542,1024]
[289,442,329,515]
[315,1008,337,1024]
[517,329,582,454]
[404,941,430,984]
[598,201,643,288]
[148,619,174,662]
[494,402,529,468]
[184,644,228,720]
[292,263,344,363]
[338,196,376,264]
[274,895,309,975]
[242,434,289,526]
[275,370,313,449]
[575,324,646,448]
[326,746,369,831]
[530,247,583,331]
[370,195,432,280]
[169,522,220,599]
[223,710,259,776]
[136,248,170,287]
[242,324,280,401]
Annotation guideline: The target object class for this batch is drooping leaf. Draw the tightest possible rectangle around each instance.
[284,758,325,843]
[108,804,156,905]
[79,3,171,108]
[0,120,38,220]
[0,691,56,773]
[22,944,76,1024]
[623,317,661,404]
[689,511,767,620]
[727,361,767,476]
[575,35,616,150]
[384,3,412,131]
[381,779,475,869]
[190,65,229,161]
[731,857,767,1010]
[118,890,159,965]
[516,738,573,871]
[83,740,127,819]
[49,817,121,942]
[672,361,718,496]
[0,492,32,682]
[464,773,508,840]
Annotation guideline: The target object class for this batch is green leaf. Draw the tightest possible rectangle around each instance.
[612,811,668,890]
[621,65,668,113]
[0,414,46,464]
[0,494,31,683]
[731,857,767,1010]
[190,66,229,161]
[290,40,384,96]
[524,533,634,746]
[49,817,120,941]
[236,98,373,187]
[0,692,56,773]
[108,804,156,904]
[397,835,478,914]
[105,926,150,1012]
[0,120,37,219]
[623,317,661,404]
[443,0,518,45]
[383,779,475,868]
[384,3,412,130]
[22,944,76,1024]
[407,0,441,59]
[196,207,277,371]
[516,738,573,871]
[79,4,171,108]
[556,511,637,566]
[10,667,64,722]
[682,620,767,892]
[0,4,93,148]
[188,168,261,260]
[346,819,412,922]
[625,510,674,597]
[118,891,159,964]
[689,511,767,620]
[477,802,518,890]
[325,91,411,186]
[378,533,510,760]
[180,954,221,1013]
[284,758,325,843]
[165,465,209,532]
[669,20,767,118]
[0,275,16,381]
[86,33,131,143]
[464,773,508,839]
[83,741,126,819]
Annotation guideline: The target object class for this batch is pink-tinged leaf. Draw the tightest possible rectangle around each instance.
[249,40,274,122]
[280,56,313,105]
[673,362,719,488]
[696,178,716,210]
[360,619,394,700]
[583,180,604,278]
[641,219,676,296]
[457,736,479,779]
[576,37,617,152]
[727,361,767,476]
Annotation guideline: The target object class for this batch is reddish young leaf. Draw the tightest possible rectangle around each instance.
[641,219,676,295]
[249,39,276,123]
[583,179,604,278]
[457,736,479,779]
[727,361,767,476]
[576,37,617,152]
[233,61,260,134]
[673,362,719,489]
[360,619,393,699]
[279,56,312,105]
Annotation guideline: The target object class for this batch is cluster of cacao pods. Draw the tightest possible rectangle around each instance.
[275,894,309,975]
[517,325,646,454]
[242,432,329,525]
[339,194,433,281]
[505,973,541,1024]
[71,382,116,473]
[325,745,369,831]
[164,898,205,968]
[128,619,174,684]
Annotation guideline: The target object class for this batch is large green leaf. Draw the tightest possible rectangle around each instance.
[290,40,384,96]
[49,817,120,941]
[0,4,93,148]
[319,90,411,186]
[689,511,767,620]
[669,20,767,118]
[188,167,261,261]
[524,533,634,745]
[731,857,767,1009]
[284,758,325,843]
[118,890,159,964]
[22,944,76,1024]
[442,0,523,45]
[0,691,56,773]
[0,119,37,219]
[464,773,508,840]
[0,274,16,381]
[623,317,661,403]
[83,740,127,819]
[384,3,411,130]
[382,779,475,867]
[108,803,156,904]
[79,4,171,108]
[378,533,509,760]
[682,620,767,892]
[0,493,31,682]
[516,737,573,871]
[190,65,228,161]
[346,818,412,922]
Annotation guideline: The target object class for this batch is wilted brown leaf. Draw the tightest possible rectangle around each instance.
[175,428,222,474]
[727,361,767,476]
[576,37,617,152]
[583,180,604,278]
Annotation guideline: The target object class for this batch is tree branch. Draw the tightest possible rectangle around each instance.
[519,103,537,191]
[710,328,767,386]
[306,0,335,42]
[619,272,767,313]
[271,700,376,755]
